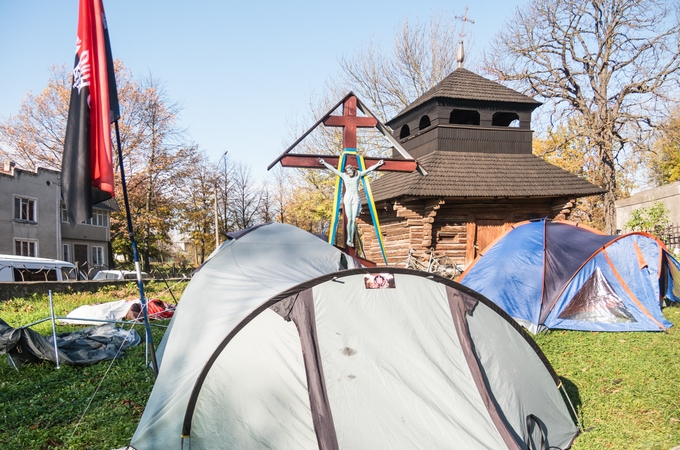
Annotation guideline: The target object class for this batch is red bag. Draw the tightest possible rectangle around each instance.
[147,299,174,319]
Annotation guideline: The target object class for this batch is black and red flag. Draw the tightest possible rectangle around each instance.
[62,0,119,225]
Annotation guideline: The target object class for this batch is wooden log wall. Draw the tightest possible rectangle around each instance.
[358,196,575,268]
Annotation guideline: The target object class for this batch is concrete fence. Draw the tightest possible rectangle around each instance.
[0,279,185,301]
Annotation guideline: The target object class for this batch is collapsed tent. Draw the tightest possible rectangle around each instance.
[60,298,174,325]
[459,219,680,333]
[0,319,139,366]
[129,223,578,450]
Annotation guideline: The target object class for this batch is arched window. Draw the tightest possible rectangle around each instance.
[492,112,520,127]
[449,109,480,125]
[419,115,431,130]
[399,124,411,139]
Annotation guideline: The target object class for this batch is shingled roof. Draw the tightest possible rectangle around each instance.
[367,151,605,202]
[389,68,541,124]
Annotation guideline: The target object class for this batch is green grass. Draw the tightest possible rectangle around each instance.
[0,285,678,449]
[535,305,680,450]
[0,282,185,450]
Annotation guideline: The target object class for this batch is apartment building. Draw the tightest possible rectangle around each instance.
[0,162,116,274]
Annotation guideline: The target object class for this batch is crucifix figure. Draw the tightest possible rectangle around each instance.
[268,92,425,262]
[318,157,384,247]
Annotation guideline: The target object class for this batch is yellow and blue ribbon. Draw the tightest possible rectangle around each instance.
[327,152,348,246]
[357,153,388,265]
[327,148,388,265]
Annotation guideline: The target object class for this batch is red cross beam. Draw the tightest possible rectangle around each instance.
[324,95,376,149]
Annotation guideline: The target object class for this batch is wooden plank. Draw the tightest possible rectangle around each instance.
[323,116,377,128]
[279,154,417,172]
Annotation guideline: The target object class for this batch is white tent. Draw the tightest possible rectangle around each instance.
[130,223,360,449]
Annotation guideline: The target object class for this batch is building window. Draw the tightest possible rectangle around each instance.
[89,209,109,227]
[63,244,71,262]
[92,246,104,266]
[15,239,37,257]
[14,197,36,222]
[62,206,109,227]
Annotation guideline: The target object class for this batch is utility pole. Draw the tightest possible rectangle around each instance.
[214,150,228,249]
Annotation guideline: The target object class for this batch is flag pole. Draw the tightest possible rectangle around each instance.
[114,120,159,378]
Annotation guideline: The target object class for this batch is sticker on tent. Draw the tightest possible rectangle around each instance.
[364,273,395,289]
[558,268,637,323]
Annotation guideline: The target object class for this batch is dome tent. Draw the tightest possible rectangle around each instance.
[130,223,361,449]
[459,219,680,333]
[128,228,578,449]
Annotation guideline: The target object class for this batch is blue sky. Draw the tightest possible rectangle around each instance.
[0,0,525,182]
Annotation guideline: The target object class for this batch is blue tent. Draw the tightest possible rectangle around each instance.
[459,219,679,333]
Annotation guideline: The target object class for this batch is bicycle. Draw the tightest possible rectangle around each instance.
[428,253,464,280]
[404,248,464,280]
[404,248,430,272]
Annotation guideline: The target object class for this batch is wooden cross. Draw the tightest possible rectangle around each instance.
[269,93,424,257]
[323,95,377,150]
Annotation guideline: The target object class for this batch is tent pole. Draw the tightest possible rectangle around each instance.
[114,120,159,378]
[48,290,60,369]
[561,384,583,432]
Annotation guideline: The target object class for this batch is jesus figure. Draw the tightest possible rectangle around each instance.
[318,157,384,247]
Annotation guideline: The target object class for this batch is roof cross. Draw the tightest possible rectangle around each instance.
[455,7,475,68]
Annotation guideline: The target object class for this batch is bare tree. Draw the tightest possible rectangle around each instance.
[484,0,680,233]
[257,182,274,224]
[273,13,463,236]
[271,166,289,224]
[338,13,461,122]
[229,162,261,230]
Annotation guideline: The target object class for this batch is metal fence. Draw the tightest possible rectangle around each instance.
[660,224,680,251]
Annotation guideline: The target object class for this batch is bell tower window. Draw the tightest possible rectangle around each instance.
[449,109,480,125]
[492,112,520,127]
[419,115,431,130]
[399,124,411,139]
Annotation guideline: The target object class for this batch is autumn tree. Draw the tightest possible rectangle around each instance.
[110,74,201,271]
[649,108,680,185]
[532,118,635,230]
[0,62,201,270]
[175,152,218,264]
[484,0,680,234]
[0,66,71,169]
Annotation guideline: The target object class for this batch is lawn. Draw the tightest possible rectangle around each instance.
[0,284,678,450]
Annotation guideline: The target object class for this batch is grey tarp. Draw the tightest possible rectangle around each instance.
[0,319,140,366]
